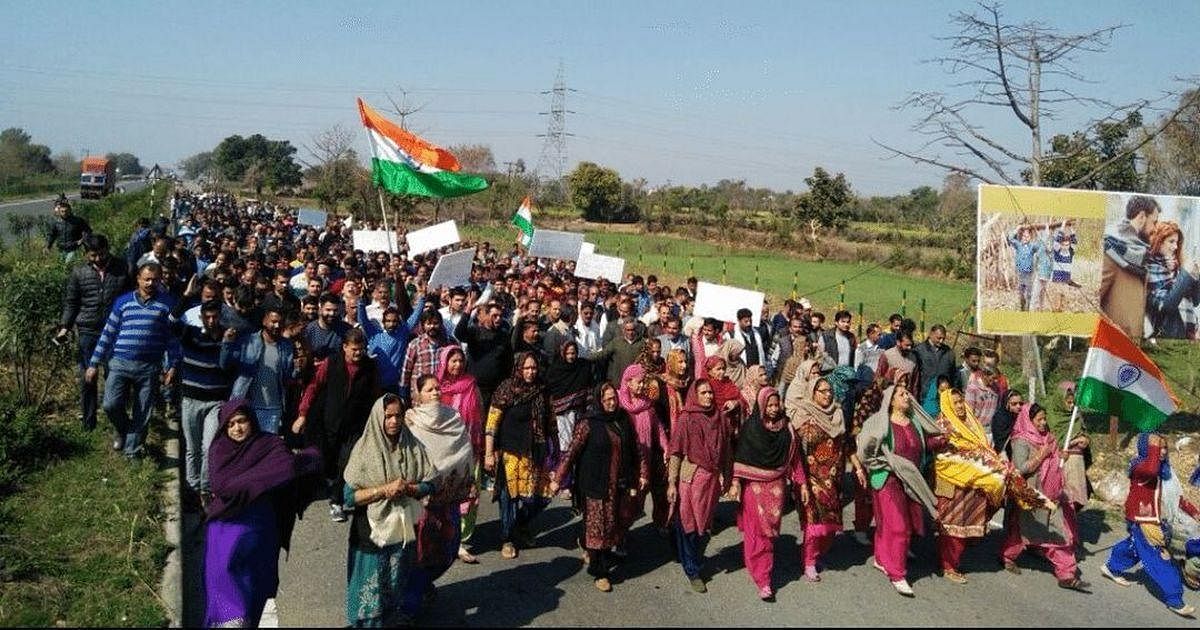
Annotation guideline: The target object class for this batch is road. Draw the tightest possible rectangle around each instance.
[181,492,1196,627]
[0,180,148,243]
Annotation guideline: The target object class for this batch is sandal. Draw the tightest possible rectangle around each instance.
[501,542,518,559]
[1057,577,1091,593]
[458,546,479,564]
[1002,560,1022,575]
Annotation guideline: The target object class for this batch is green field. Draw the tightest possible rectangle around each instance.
[460,225,975,330]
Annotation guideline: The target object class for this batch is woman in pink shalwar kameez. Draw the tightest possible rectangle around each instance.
[733,387,807,601]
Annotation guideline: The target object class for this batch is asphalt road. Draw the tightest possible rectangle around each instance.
[0,180,148,243]
[180,490,1197,627]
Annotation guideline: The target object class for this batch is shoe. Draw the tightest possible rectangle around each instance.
[1169,604,1197,618]
[501,542,518,559]
[853,531,871,547]
[804,566,821,583]
[689,577,707,593]
[943,569,968,584]
[1057,577,1091,593]
[594,578,612,592]
[1002,560,1022,575]
[758,585,775,602]
[457,546,479,564]
[872,558,886,574]
[1100,564,1132,587]
[329,503,347,523]
[111,434,124,451]
[581,550,590,565]
[891,579,915,597]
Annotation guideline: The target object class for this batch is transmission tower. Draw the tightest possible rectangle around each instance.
[383,85,428,130]
[535,63,575,202]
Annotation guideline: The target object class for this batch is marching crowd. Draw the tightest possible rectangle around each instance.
[50,190,1200,626]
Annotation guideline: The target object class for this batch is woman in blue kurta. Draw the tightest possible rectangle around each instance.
[204,398,320,628]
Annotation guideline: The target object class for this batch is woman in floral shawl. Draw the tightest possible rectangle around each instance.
[484,351,555,559]
[435,346,484,563]
[619,363,670,536]
[545,340,595,498]
[661,348,692,433]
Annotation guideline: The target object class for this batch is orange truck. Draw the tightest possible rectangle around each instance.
[80,156,115,199]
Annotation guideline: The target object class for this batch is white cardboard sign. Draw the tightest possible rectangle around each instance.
[529,229,585,260]
[297,208,327,226]
[428,248,476,289]
[579,242,596,257]
[405,220,460,256]
[694,281,765,326]
[574,252,625,282]
[352,230,398,254]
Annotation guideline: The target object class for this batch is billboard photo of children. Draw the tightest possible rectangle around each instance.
[978,213,1104,315]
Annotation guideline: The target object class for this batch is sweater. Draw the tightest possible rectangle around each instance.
[89,290,181,368]
[179,325,234,401]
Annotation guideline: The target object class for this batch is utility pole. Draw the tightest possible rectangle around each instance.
[383,85,427,131]
[535,62,575,203]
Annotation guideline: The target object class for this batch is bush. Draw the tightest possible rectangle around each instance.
[0,259,71,405]
[0,397,82,494]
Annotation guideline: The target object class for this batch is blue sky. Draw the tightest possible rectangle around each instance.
[2,1,1195,195]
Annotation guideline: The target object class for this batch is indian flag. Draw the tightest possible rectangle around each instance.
[511,195,535,247]
[357,98,488,198]
[1075,317,1178,431]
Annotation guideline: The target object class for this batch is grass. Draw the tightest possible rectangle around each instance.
[461,224,976,329]
[0,174,77,203]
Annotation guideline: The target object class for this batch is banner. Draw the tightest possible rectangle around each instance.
[574,252,625,282]
[428,248,476,289]
[694,281,765,326]
[352,230,398,254]
[297,208,327,226]
[528,229,585,260]
[976,184,1200,339]
[405,219,460,256]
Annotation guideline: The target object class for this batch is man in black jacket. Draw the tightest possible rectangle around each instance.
[821,309,858,368]
[913,324,957,398]
[55,234,130,431]
[45,201,92,263]
[455,301,514,409]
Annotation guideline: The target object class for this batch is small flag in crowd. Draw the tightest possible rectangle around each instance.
[1075,317,1178,431]
[511,195,535,247]
[357,98,489,199]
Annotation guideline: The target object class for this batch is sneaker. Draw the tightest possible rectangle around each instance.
[943,569,968,585]
[329,503,347,523]
[1169,604,1197,618]
[689,577,707,593]
[853,531,871,547]
[891,579,915,597]
[594,578,612,592]
[1100,564,1132,587]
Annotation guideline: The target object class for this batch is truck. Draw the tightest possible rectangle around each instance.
[80,156,115,199]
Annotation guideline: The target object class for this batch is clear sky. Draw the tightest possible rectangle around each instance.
[2,1,1195,195]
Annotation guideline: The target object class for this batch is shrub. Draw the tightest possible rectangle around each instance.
[0,259,72,406]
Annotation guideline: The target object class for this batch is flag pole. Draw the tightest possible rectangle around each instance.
[1060,338,1096,467]
[377,189,394,257]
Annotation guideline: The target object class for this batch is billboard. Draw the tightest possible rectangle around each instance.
[976,184,1200,340]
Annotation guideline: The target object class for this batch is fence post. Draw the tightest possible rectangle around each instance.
[839,279,846,311]
[901,289,907,318]
[662,256,667,275]
[689,256,695,274]
[722,258,727,284]
[857,302,864,338]
[792,271,798,300]
[755,264,760,291]
[920,298,927,334]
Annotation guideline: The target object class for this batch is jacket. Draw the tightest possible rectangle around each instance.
[821,329,857,368]
[913,340,957,396]
[229,332,297,406]
[60,257,130,333]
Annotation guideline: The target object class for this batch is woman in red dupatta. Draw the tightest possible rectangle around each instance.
[436,346,483,563]
[732,387,806,601]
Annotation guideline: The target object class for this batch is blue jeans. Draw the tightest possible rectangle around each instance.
[180,397,222,492]
[103,357,160,457]
[77,331,101,431]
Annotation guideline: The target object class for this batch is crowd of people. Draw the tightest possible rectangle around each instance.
[51,189,1200,626]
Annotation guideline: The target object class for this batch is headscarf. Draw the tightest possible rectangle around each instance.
[791,358,821,400]
[578,382,639,497]
[717,337,747,386]
[670,379,727,473]
[1129,432,1172,481]
[662,348,692,392]
[703,355,745,418]
[490,351,552,460]
[790,376,844,439]
[735,387,792,469]
[740,364,768,412]
[544,341,593,413]
[937,388,989,451]
[636,339,665,374]
[207,398,303,521]
[1010,402,1064,502]
[437,346,483,450]
[826,365,857,405]
[406,399,475,485]
[619,363,665,454]
[343,395,434,547]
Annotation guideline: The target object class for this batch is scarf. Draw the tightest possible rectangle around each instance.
[1129,432,1172,481]
[703,356,744,417]
[826,365,857,405]
[937,389,990,451]
[718,338,747,387]
[921,379,943,417]
[619,363,663,454]
[436,346,483,451]
[670,379,727,473]
[578,390,639,499]
[662,348,692,392]
[791,358,821,400]
[206,398,305,521]
[740,364,768,412]
[544,341,593,413]
[790,376,844,439]
[1010,403,1064,502]
[406,401,475,484]
[343,395,434,547]
[735,388,792,469]
[1104,218,1150,272]
[490,351,552,459]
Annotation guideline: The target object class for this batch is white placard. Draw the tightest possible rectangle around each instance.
[352,230,398,254]
[428,248,476,289]
[574,252,625,282]
[694,281,765,326]
[579,242,596,257]
[297,208,327,226]
[344,214,354,228]
[529,229,585,260]
[405,220,460,256]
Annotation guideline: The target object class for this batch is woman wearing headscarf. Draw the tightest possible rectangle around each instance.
[435,346,484,563]
[619,363,670,538]
[740,364,769,412]
[342,394,437,627]
[733,387,806,601]
[667,379,732,593]
[405,375,477,609]
[990,389,1024,456]
[205,399,321,628]
[1102,433,1196,617]
[662,348,692,433]
[545,341,595,488]
[699,355,747,438]
[856,378,945,597]
[484,351,555,559]
[1000,402,1089,593]
[847,371,887,546]
[788,376,866,583]
[551,382,646,593]
[921,375,951,418]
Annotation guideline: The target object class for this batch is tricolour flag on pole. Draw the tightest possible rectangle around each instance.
[1075,317,1178,432]
[357,98,488,198]
[511,195,535,247]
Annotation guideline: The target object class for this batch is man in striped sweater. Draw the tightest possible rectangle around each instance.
[85,262,182,459]
[179,300,235,507]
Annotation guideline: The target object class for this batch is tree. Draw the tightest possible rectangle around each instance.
[179,151,214,180]
[212,134,302,194]
[876,2,1194,189]
[0,127,54,181]
[1037,112,1143,191]
[1143,89,1200,195]
[303,125,358,207]
[105,152,143,175]
[51,151,79,176]
[448,144,497,174]
[794,167,853,244]
[568,161,624,222]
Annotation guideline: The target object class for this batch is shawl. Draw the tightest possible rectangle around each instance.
[735,388,792,469]
[717,338,747,387]
[788,376,844,439]
[790,358,821,401]
[436,346,483,449]
[826,365,857,404]
[669,379,727,473]
[704,355,746,416]
[1104,218,1150,272]
[207,398,308,521]
[343,395,435,547]
[933,389,1006,506]
[662,349,692,392]
[619,363,665,454]
[490,351,553,460]
[406,401,475,483]
[575,388,639,499]
[544,341,593,413]
[740,364,768,411]
[1010,403,1064,502]
[921,379,942,417]
[991,389,1021,444]
[1130,432,1172,481]
[856,385,942,515]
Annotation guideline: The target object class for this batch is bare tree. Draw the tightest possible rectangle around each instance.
[876,2,1195,188]
[302,124,355,170]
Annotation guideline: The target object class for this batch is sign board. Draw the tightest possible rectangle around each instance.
[405,220,460,256]
[529,229,585,260]
[579,242,596,257]
[352,230,398,254]
[428,248,476,289]
[574,252,625,282]
[694,281,765,326]
[297,208,327,226]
